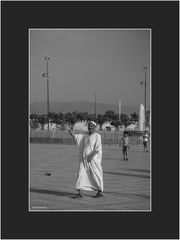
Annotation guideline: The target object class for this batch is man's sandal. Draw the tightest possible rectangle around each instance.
[73,193,83,199]
[94,192,103,198]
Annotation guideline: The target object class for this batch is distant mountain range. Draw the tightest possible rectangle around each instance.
[30,101,140,115]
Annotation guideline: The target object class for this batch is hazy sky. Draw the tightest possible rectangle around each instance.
[30,29,150,107]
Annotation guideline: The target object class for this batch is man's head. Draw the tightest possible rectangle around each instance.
[88,121,96,134]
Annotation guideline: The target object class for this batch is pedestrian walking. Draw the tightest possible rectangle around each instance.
[66,121,103,199]
[143,130,149,152]
[120,131,130,161]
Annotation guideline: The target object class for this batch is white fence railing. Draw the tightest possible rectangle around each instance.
[30,130,146,146]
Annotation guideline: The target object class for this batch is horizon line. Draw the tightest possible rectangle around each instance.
[30,100,149,106]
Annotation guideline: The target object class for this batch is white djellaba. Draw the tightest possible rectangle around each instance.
[74,121,103,192]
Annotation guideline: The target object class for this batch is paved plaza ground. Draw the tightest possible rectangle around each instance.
[29,144,151,211]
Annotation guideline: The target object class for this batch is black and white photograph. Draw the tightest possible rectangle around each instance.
[29,29,151,211]
[2,1,179,239]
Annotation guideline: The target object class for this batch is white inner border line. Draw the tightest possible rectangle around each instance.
[28,28,152,212]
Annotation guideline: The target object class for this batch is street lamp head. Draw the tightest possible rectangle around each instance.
[143,65,148,70]
[44,55,50,60]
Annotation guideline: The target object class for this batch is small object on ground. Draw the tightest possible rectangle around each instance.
[45,172,51,176]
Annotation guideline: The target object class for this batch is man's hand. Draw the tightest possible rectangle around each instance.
[87,150,98,162]
[87,156,93,163]
[65,125,75,139]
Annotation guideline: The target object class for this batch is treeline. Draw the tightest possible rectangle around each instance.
[30,110,150,129]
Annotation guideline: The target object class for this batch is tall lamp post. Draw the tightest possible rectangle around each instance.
[140,65,148,129]
[94,93,97,121]
[42,55,51,131]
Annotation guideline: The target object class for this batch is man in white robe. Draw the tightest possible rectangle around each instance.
[66,121,103,198]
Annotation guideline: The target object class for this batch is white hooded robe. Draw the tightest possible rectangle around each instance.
[74,132,103,192]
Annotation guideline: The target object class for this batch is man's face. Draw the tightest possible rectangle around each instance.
[88,123,95,133]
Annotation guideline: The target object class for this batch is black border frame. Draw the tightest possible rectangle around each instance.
[2,1,179,239]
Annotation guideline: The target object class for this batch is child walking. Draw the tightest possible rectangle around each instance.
[143,130,149,152]
[120,131,130,161]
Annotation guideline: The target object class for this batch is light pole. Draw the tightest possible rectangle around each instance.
[94,93,97,120]
[119,100,121,122]
[42,55,51,131]
[140,65,148,129]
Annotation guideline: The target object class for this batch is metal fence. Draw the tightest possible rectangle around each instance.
[30,130,146,146]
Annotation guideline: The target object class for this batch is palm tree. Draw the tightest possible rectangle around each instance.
[104,110,115,120]
[38,115,47,129]
[121,114,130,128]
[130,112,139,124]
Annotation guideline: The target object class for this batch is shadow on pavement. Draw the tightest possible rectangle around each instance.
[125,168,150,173]
[105,190,150,200]
[104,171,150,179]
[103,157,121,161]
[30,188,75,198]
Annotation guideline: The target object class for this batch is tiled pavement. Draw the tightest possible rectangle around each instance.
[29,144,151,211]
